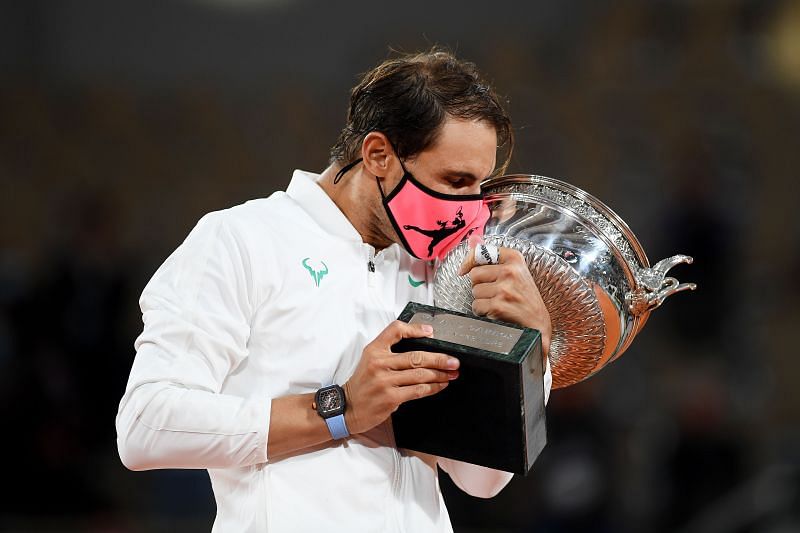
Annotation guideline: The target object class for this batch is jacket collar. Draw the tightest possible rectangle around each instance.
[286,169,364,242]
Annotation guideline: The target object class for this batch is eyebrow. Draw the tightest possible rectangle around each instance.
[438,169,487,182]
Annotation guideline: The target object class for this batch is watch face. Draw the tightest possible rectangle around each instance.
[318,388,342,415]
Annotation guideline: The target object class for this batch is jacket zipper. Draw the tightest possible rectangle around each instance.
[364,246,403,530]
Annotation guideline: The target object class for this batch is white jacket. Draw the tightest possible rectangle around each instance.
[116,170,551,532]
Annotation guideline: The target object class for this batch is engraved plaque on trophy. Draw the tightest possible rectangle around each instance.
[390,302,547,475]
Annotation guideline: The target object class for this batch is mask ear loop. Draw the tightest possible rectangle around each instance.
[392,144,411,176]
[333,142,405,185]
[333,158,363,184]
[375,175,387,199]
[376,141,408,199]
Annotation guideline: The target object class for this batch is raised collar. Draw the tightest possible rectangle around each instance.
[286,169,364,242]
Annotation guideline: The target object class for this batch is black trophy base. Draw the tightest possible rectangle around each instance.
[390,302,547,475]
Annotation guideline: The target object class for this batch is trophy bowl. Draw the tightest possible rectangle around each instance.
[434,175,696,389]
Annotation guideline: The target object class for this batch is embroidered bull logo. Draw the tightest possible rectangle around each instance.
[302,258,329,287]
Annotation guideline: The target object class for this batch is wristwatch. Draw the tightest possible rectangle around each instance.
[313,384,350,440]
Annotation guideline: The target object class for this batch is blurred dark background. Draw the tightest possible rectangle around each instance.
[1,0,799,531]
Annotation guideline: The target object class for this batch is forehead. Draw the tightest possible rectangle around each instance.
[420,118,498,177]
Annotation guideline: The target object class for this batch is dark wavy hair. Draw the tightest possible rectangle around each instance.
[330,48,514,176]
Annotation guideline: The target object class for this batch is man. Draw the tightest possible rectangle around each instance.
[116,49,552,532]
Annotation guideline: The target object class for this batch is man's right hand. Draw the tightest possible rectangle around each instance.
[343,321,460,435]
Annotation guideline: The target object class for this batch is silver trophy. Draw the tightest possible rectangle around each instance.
[434,174,696,389]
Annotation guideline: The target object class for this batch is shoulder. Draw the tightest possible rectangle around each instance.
[210,191,319,237]
[146,194,293,308]
[206,193,287,229]
[189,192,301,248]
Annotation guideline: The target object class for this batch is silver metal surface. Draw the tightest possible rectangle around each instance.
[409,310,523,355]
[433,174,696,389]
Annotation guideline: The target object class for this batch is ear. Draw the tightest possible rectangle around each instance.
[360,132,399,178]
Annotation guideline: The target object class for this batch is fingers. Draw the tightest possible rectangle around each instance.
[468,260,525,287]
[471,280,525,307]
[374,320,434,347]
[394,382,451,404]
[458,241,479,275]
[392,367,459,386]
[467,265,499,285]
[464,247,553,352]
[349,322,461,434]
[471,280,502,301]
[386,350,460,371]
[373,323,459,370]
[472,297,502,319]
[462,247,526,283]
[458,237,503,275]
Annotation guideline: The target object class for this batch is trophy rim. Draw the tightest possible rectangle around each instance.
[481,174,651,270]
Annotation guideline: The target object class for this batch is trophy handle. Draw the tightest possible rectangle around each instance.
[626,255,697,315]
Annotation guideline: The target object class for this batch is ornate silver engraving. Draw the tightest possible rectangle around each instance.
[500,181,642,276]
[626,255,697,315]
[435,236,606,389]
[433,174,696,389]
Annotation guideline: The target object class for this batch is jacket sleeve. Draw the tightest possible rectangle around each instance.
[116,212,272,471]
[437,356,552,498]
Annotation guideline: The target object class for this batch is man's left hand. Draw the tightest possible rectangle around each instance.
[458,245,552,357]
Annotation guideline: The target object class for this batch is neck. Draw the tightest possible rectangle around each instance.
[319,164,394,250]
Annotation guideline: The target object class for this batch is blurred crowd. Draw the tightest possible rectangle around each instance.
[1,0,799,531]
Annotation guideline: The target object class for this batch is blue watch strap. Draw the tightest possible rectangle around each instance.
[325,414,350,440]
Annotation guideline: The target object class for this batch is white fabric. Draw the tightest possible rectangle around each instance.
[116,169,552,532]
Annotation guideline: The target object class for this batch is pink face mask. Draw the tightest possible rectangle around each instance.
[334,155,490,261]
[377,160,489,261]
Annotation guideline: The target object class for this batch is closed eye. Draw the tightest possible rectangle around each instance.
[443,174,481,190]
[438,168,486,192]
